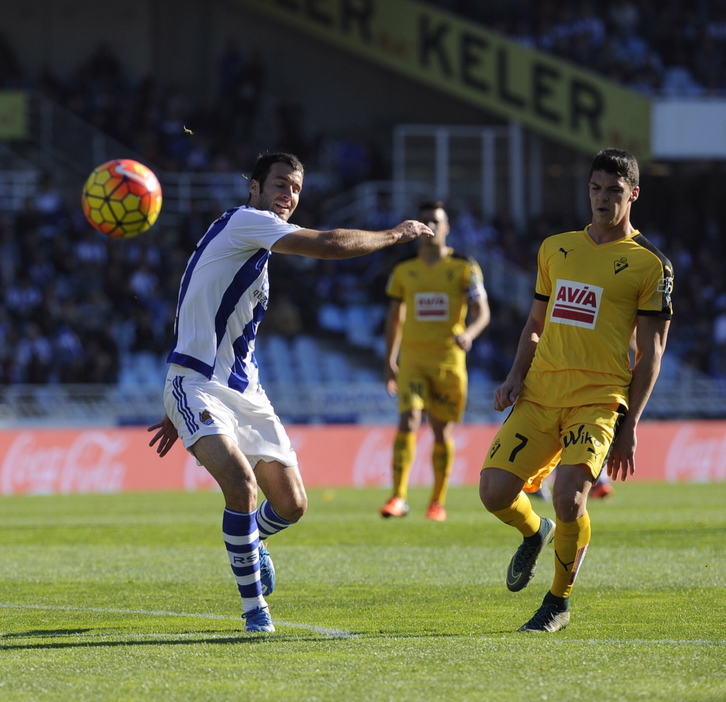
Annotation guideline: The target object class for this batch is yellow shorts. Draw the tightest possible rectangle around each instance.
[397,349,467,423]
[482,399,623,490]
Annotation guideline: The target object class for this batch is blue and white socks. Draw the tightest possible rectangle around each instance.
[222,508,265,614]
[256,499,293,540]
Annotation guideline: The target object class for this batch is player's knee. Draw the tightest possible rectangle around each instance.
[479,467,522,512]
[398,411,420,433]
[272,491,308,523]
[551,485,587,521]
[552,465,591,520]
[221,473,258,504]
[479,470,501,512]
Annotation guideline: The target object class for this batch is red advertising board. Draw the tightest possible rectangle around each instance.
[0,421,724,495]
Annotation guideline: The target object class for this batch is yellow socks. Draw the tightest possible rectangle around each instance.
[491,491,541,537]
[552,513,591,598]
[392,431,416,499]
[431,439,454,506]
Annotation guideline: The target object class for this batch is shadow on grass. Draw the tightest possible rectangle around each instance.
[0,628,516,650]
[0,630,335,650]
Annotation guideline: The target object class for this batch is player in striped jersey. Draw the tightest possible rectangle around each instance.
[148,152,433,632]
[479,149,674,632]
[380,200,490,521]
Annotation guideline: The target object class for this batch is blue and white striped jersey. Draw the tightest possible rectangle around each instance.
[167,206,299,394]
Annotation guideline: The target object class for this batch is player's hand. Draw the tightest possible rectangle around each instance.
[384,365,398,396]
[393,220,434,244]
[606,424,637,481]
[493,378,521,411]
[454,332,474,352]
[148,415,179,457]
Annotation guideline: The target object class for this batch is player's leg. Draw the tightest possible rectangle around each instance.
[519,404,620,633]
[480,466,556,592]
[425,365,464,520]
[480,401,561,593]
[253,460,307,596]
[518,463,591,633]
[190,434,273,632]
[380,407,421,518]
[254,460,308,528]
[164,369,272,631]
[427,415,453,521]
[550,463,593,596]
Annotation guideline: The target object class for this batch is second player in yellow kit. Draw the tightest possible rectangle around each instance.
[380,201,490,521]
[479,149,673,633]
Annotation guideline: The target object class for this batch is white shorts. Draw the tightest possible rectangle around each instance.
[164,364,298,468]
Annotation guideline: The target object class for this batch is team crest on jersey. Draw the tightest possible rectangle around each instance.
[614,257,629,274]
[489,438,501,459]
[414,292,448,321]
[199,410,215,426]
[551,279,602,329]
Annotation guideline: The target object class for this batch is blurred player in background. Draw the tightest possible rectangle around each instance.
[148,152,433,632]
[380,200,490,521]
[479,148,673,632]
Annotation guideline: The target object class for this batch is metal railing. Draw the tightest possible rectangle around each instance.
[0,372,723,428]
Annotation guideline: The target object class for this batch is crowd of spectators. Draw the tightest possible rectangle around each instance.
[428,0,726,97]
[1,2,725,389]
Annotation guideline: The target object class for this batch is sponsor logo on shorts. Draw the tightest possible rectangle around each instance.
[551,279,602,329]
[563,424,603,451]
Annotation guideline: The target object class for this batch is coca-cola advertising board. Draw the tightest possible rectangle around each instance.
[0,421,724,495]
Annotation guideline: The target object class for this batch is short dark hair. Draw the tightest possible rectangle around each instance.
[250,152,304,189]
[589,148,639,189]
[418,200,446,213]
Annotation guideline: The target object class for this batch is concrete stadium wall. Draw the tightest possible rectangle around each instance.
[1,421,724,495]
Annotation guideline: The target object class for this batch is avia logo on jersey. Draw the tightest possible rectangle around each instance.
[551,279,602,329]
[414,292,448,321]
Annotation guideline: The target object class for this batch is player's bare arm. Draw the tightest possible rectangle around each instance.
[493,298,546,411]
[383,299,405,396]
[607,315,670,481]
[455,297,491,351]
[271,220,433,259]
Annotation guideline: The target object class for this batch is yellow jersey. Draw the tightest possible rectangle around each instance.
[522,228,674,408]
[386,251,486,355]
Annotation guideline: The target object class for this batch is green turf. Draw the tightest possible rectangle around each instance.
[1,483,724,701]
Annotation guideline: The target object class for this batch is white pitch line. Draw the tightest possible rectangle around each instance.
[0,603,358,639]
[3,604,722,647]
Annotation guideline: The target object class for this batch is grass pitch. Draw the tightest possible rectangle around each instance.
[1,483,724,701]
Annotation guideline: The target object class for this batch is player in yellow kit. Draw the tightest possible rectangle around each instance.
[380,201,490,521]
[480,149,673,632]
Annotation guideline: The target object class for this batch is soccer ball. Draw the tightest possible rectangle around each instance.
[81,159,162,238]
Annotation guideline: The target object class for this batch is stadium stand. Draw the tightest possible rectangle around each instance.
[1,3,725,422]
